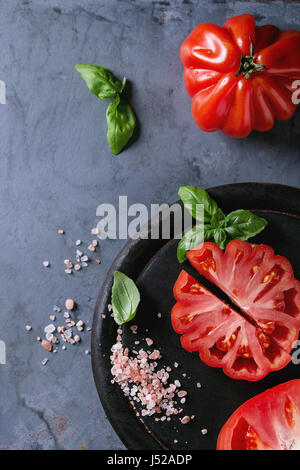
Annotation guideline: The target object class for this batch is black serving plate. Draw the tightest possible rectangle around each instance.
[91,183,300,450]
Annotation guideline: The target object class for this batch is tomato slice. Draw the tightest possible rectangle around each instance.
[171,270,291,381]
[187,241,300,354]
[217,380,300,450]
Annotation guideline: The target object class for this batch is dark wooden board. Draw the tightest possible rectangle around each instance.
[91,183,300,450]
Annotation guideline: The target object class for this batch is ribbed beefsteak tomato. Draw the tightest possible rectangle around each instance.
[180,13,300,137]
[217,380,300,450]
[171,241,300,381]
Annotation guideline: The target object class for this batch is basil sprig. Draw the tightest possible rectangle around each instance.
[111,271,140,325]
[177,186,268,262]
[75,64,136,155]
[106,96,136,155]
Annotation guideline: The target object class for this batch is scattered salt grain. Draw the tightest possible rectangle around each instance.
[43,261,50,267]
[64,329,72,339]
[74,264,81,271]
[96,259,101,264]
[41,358,48,366]
[25,325,32,331]
[57,229,64,234]
[74,335,81,343]
[201,428,208,435]
[88,244,95,252]
[46,332,54,342]
[149,350,161,360]
[44,324,56,334]
[65,299,75,310]
[91,227,99,235]
[85,350,90,355]
[49,315,56,321]
[130,325,138,334]
[75,240,81,246]
[196,382,201,389]
[177,390,187,398]
[53,305,61,313]
[181,416,190,425]
[41,340,52,352]
[145,338,153,346]
[65,268,72,274]
[64,259,72,268]
[157,312,162,318]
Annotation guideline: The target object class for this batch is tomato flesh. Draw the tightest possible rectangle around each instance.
[172,270,291,381]
[187,241,300,354]
[171,241,300,381]
[217,380,300,450]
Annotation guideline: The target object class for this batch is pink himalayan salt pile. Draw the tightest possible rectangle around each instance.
[110,328,183,419]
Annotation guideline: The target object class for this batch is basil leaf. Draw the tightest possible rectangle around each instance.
[213,228,227,250]
[177,224,205,263]
[211,208,226,228]
[106,96,136,155]
[75,64,125,99]
[225,210,268,240]
[203,224,215,241]
[178,186,219,223]
[111,271,140,325]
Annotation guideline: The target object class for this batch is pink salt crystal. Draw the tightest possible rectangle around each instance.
[181,416,190,425]
[149,350,160,360]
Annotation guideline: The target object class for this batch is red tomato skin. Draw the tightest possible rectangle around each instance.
[181,14,300,137]
[217,380,300,450]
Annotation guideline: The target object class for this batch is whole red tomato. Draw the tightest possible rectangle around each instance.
[180,14,300,137]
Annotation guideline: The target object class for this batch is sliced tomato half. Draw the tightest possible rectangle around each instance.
[171,270,291,381]
[187,241,300,353]
[217,380,300,450]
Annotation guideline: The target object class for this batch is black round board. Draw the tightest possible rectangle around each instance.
[91,183,300,450]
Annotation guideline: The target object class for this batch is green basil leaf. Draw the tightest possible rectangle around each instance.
[178,186,219,223]
[106,96,136,155]
[213,228,227,250]
[111,271,140,325]
[225,210,268,240]
[204,224,215,241]
[75,64,125,99]
[211,208,226,228]
[177,224,204,263]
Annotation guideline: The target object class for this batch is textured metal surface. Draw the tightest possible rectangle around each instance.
[1,0,300,450]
